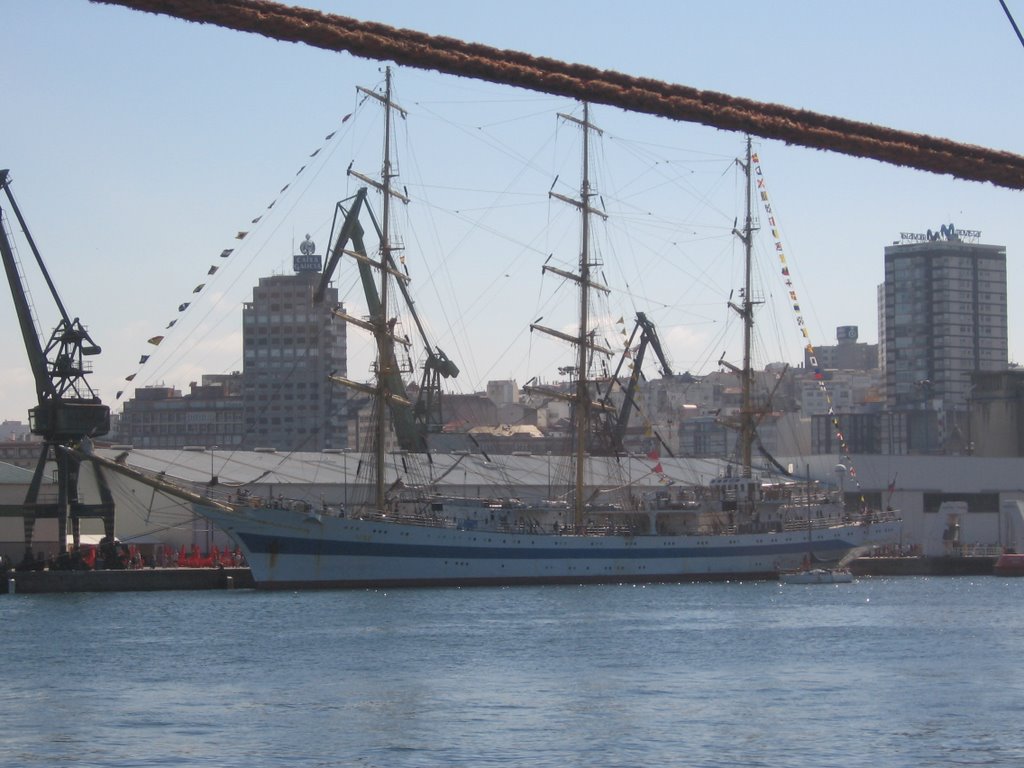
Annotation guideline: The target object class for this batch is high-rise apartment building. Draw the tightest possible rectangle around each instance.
[242,245,348,451]
[882,228,1007,409]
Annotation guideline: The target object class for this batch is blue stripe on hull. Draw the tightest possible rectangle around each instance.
[250,571,784,590]
[236,531,858,561]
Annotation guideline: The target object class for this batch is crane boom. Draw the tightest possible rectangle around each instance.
[0,169,113,561]
[0,171,109,438]
[593,311,673,456]
[0,170,53,402]
[317,185,462,450]
[316,188,425,451]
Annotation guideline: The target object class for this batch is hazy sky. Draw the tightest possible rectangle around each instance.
[4,1,1024,424]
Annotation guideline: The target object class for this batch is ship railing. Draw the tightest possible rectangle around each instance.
[555,524,643,537]
[716,510,900,537]
[219,492,320,514]
[865,543,1002,558]
[777,510,900,532]
[393,513,455,529]
[953,544,1003,558]
[353,509,455,529]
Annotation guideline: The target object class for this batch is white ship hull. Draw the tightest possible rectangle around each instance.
[195,502,900,589]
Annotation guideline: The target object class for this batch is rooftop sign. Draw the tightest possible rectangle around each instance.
[293,234,322,273]
[899,223,981,243]
[293,253,323,273]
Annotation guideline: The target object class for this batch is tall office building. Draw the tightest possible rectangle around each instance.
[242,238,348,451]
[882,228,1007,409]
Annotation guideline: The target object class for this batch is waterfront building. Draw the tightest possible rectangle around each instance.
[117,374,244,449]
[968,369,1024,457]
[0,422,42,471]
[0,420,32,442]
[0,435,46,470]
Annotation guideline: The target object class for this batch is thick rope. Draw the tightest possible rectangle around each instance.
[92,0,1024,190]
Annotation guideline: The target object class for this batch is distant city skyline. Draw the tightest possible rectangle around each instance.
[4,2,1024,423]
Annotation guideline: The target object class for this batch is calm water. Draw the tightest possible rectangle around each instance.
[2,577,1023,767]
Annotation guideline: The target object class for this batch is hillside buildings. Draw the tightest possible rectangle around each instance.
[111,224,1019,460]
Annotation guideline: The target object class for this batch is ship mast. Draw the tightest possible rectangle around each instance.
[738,138,758,476]
[533,104,609,530]
[573,104,593,527]
[349,67,410,509]
[721,137,760,478]
[376,69,395,509]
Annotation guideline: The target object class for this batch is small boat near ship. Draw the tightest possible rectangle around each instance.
[78,73,900,589]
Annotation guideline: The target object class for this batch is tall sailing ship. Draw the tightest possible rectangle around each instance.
[82,73,899,588]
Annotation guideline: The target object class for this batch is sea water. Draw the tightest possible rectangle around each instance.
[2,577,1023,767]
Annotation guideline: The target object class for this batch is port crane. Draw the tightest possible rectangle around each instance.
[592,311,674,456]
[0,169,115,563]
[315,186,460,452]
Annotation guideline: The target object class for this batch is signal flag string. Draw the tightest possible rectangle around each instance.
[749,149,863,496]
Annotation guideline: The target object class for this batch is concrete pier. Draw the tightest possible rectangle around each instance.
[849,556,996,576]
[1,567,254,594]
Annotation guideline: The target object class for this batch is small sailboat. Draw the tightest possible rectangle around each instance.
[780,544,859,584]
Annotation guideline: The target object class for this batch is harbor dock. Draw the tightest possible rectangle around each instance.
[849,555,997,576]
[3,567,253,594]
[0,557,1007,594]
